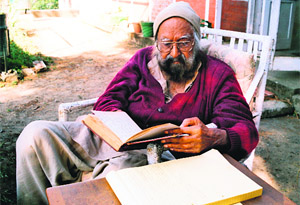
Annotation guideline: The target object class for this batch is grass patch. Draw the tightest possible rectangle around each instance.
[0,41,53,78]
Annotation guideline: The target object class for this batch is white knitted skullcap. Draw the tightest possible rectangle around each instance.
[153,1,201,39]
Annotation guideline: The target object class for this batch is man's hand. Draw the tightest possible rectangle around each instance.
[161,117,228,153]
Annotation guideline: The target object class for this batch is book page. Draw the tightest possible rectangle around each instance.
[106,149,262,205]
[92,111,142,143]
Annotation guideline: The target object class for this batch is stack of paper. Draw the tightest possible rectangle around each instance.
[106,149,262,205]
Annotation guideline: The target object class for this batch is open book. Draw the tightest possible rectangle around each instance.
[82,111,179,151]
[106,149,263,205]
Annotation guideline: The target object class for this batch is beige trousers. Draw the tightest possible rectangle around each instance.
[16,120,175,204]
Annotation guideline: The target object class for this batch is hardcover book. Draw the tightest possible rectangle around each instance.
[82,111,179,151]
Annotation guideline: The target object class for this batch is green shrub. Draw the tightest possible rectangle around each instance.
[0,41,53,78]
[31,0,59,10]
[200,20,212,28]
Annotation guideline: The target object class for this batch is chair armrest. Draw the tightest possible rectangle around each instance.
[58,98,98,121]
[244,68,264,104]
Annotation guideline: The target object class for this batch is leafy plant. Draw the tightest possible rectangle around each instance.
[0,41,53,78]
[200,19,212,28]
[31,0,59,10]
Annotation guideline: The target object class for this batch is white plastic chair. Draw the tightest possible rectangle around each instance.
[58,28,273,170]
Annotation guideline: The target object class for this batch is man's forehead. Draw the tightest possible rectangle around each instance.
[160,17,191,28]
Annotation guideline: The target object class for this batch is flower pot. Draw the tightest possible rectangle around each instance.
[132,22,141,33]
[141,21,154,37]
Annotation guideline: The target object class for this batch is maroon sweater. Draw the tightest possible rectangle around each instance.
[94,46,258,160]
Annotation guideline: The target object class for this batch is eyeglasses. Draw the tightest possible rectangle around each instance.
[156,39,194,53]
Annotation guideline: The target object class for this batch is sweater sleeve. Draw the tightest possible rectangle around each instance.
[93,50,145,111]
[210,64,258,160]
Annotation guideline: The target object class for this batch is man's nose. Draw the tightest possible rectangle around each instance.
[170,43,181,58]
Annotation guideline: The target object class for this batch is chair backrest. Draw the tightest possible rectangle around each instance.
[201,27,273,130]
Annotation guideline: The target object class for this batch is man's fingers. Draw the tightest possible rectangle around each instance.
[163,145,200,153]
[169,148,199,153]
[162,117,212,154]
[165,128,183,135]
[165,126,196,136]
[163,142,195,149]
[162,135,198,144]
[180,117,200,127]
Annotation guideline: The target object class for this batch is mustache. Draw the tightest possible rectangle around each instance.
[158,53,189,82]
[161,54,186,67]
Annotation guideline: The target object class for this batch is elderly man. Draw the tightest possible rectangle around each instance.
[16,2,258,204]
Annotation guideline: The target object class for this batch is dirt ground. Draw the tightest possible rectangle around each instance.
[0,15,299,204]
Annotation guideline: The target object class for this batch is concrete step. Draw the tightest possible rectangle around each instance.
[128,32,154,47]
[264,71,300,117]
[30,9,80,18]
[272,56,300,72]
[262,100,294,118]
[266,71,300,99]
